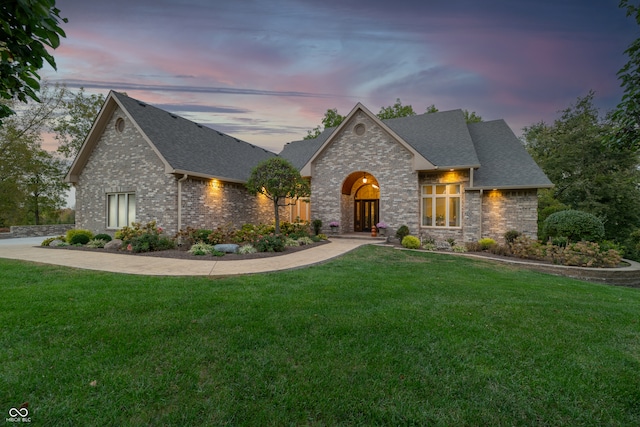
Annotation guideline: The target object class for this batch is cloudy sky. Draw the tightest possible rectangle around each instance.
[42,0,637,153]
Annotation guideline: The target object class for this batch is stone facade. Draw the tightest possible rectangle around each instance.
[180,178,282,231]
[311,112,419,235]
[74,106,286,236]
[0,224,74,239]
[481,189,539,243]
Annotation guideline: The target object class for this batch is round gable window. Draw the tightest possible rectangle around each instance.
[354,123,365,135]
[115,117,125,133]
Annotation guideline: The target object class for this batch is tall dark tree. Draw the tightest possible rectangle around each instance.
[245,157,310,234]
[0,0,67,124]
[524,92,640,242]
[611,0,640,151]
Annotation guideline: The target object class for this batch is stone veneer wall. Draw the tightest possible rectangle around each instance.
[180,178,283,230]
[311,111,419,234]
[75,107,180,236]
[481,189,539,243]
[0,224,75,239]
[75,106,288,236]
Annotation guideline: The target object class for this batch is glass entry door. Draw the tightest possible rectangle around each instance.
[354,199,379,232]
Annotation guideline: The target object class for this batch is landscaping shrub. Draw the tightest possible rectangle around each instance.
[234,223,274,244]
[116,221,162,243]
[478,238,497,251]
[207,226,236,245]
[41,236,65,246]
[280,221,310,237]
[284,237,299,247]
[192,228,213,242]
[542,210,605,243]
[254,234,285,252]
[129,233,175,253]
[562,241,622,268]
[510,236,546,260]
[94,233,112,242]
[311,219,322,236]
[401,235,421,249]
[66,229,94,245]
[238,244,257,254]
[395,225,410,241]
[504,230,521,244]
[296,236,314,246]
[452,244,467,253]
[188,242,215,255]
[86,239,108,248]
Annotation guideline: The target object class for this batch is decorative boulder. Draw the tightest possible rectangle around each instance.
[49,239,65,247]
[104,239,123,250]
[214,243,239,254]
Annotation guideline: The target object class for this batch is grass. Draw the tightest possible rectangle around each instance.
[1,245,639,426]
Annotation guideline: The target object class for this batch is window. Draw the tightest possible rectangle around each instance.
[422,184,461,227]
[289,198,310,222]
[107,193,135,228]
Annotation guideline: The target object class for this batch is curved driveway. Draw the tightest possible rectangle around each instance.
[0,236,371,276]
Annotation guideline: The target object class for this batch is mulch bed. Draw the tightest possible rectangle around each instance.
[40,239,330,261]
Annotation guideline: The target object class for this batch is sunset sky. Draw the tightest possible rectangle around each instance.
[42,0,637,153]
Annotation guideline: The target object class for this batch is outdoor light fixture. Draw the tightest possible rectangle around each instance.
[362,173,368,184]
[372,184,379,190]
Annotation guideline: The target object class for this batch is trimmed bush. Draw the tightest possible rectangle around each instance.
[542,210,604,243]
[401,235,421,249]
[94,233,112,242]
[188,242,215,256]
[311,219,322,236]
[66,229,94,245]
[41,236,65,246]
[395,225,410,241]
[478,238,497,251]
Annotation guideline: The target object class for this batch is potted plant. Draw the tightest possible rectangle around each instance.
[376,221,388,236]
[329,221,339,234]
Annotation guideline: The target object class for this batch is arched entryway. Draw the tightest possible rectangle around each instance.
[341,171,380,232]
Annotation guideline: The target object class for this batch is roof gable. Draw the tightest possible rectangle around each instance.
[384,109,480,168]
[288,103,435,176]
[66,91,275,183]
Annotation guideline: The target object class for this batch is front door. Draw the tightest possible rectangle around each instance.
[354,199,379,232]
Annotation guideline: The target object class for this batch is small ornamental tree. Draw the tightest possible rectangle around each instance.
[542,210,605,243]
[245,157,310,234]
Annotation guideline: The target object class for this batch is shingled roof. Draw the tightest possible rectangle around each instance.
[280,108,551,190]
[112,92,275,182]
[468,120,553,189]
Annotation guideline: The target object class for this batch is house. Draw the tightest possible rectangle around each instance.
[66,91,552,243]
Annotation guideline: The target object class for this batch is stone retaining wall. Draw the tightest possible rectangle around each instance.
[0,224,75,239]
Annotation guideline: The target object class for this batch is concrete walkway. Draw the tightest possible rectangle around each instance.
[0,236,372,276]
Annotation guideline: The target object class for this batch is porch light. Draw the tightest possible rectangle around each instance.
[362,173,367,184]
[372,184,379,189]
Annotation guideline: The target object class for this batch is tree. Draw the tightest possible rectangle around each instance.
[611,0,640,151]
[245,157,310,234]
[0,83,69,226]
[0,0,67,124]
[463,109,483,123]
[377,98,416,120]
[304,108,345,140]
[523,92,640,242]
[54,88,105,159]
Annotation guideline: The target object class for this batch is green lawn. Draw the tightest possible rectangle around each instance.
[1,245,639,426]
